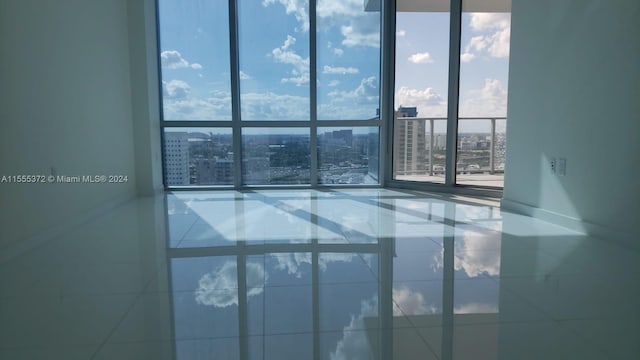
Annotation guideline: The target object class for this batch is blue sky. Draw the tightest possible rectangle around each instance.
[396,11,511,132]
[158,1,509,131]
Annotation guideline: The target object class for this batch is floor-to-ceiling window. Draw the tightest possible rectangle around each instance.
[159,0,382,188]
[158,0,510,190]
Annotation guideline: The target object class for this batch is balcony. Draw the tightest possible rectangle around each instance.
[393,117,507,188]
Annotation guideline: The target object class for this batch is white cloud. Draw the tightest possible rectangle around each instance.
[468,35,488,52]
[396,29,406,37]
[487,27,510,58]
[269,252,364,278]
[161,50,203,71]
[340,16,380,48]
[271,252,312,278]
[317,0,363,18]
[395,87,442,106]
[320,76,379,119]
[323,65,359,75]
[470,13,510,31]
[316,0,380,48]
[408,52,434,64]
[480,78,508,99]
[239,71,252,80]
[328,76,378,101]
[257,0,379,53]
[463,13,510,59]
[262,0,310,32]
[430,228,502,278]
[240,91,309,120]
[460,52,475,62]
[465,30,510,58]
[161,50,190,69]
[319,253,362,271]
[328,80,340,87]
[392,287,434,316]
[333,48,344,56]
[330,295,378,360]
[395,86,447,117]
[162,80,191,99]
[271,35,310,86]
[459,78,508,117]
[351,76,377,99]
[453,233,501,277]
[195,261,267,307]
[162,89,232,120]
[455,303,499,314]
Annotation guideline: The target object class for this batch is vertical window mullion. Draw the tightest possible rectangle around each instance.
[381,0,396,186]
[229,0,243,188]
[445,0,462,187]
[310,0,318,187]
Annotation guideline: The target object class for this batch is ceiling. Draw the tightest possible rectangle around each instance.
[366,0,511,12]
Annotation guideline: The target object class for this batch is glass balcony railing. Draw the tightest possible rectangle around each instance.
[393,117,507,188]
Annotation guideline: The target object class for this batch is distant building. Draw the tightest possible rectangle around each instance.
[332,129,353,147]
[192,158,233,184]
[434,134,447,150]
[393,107,427,175]
[164,132,190,185]
[397,106,418,118]
[214,159,233,183]
[243,157,270,184]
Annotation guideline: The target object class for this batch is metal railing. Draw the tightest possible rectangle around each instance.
[394,116,507,176]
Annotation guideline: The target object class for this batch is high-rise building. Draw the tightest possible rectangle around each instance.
[164,132,190,186]
[332,129,353,147]
[193,158,234,184]
[393,107,427,176]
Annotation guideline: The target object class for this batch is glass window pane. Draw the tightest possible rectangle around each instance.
[317,0,381,120]
[393,10,450,183]
[238,0,310,120]
[163,128,234,186]
[242,128,310,185]
[457,8,511,187]
[158,0,231,120]
[317,127,379,184]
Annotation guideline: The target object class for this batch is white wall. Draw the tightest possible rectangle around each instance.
[0,0,143,254]
[503,0,640,244]
[127,0,164,196]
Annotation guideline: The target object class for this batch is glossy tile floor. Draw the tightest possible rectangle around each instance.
[1,189,638,359]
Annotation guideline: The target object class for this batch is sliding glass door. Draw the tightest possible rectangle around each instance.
[391,0,511,189]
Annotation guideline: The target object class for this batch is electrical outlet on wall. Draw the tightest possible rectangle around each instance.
[557,158,566,176]
[550,158,557,174]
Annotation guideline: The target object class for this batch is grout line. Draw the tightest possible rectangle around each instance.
[89,261,167,359]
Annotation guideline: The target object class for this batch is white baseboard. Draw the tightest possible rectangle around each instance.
[0,191,137,264]
[500,198,638,251]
